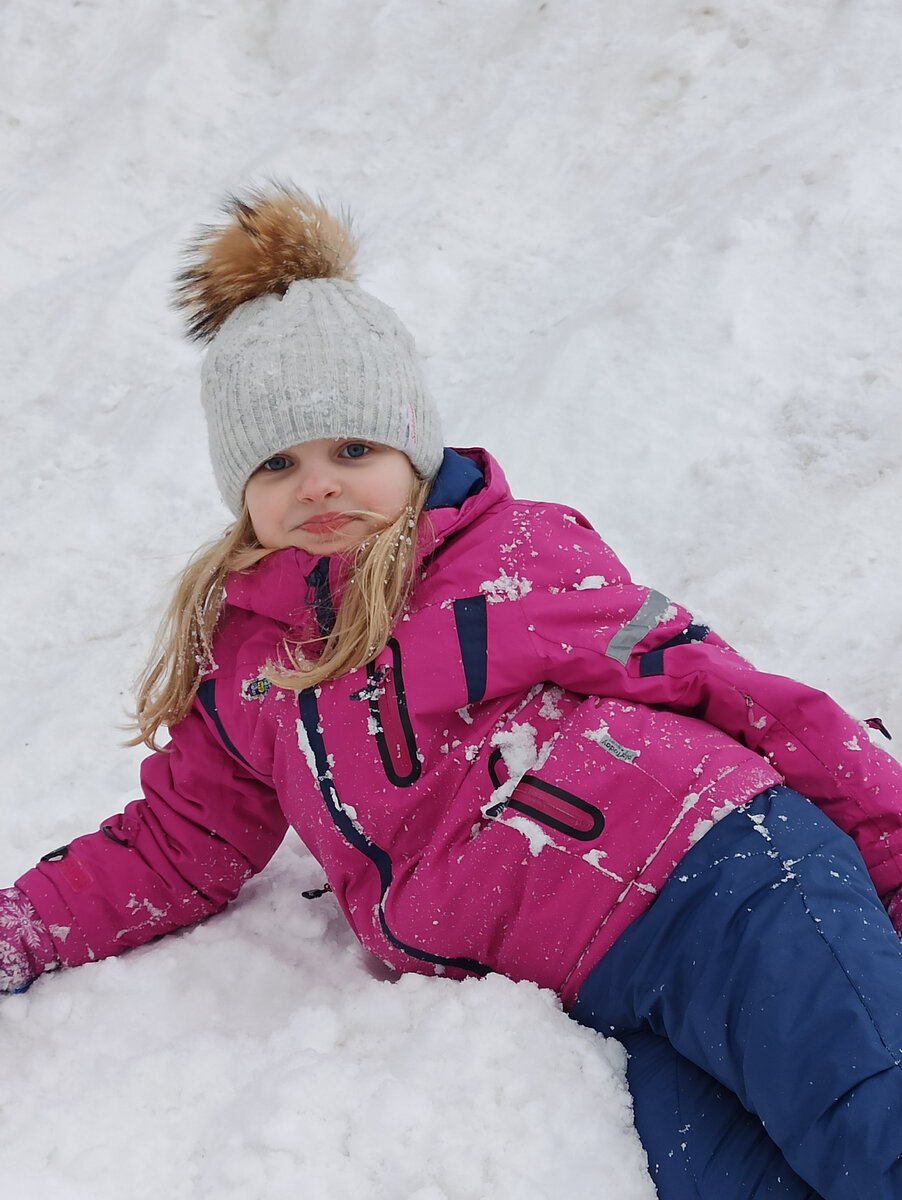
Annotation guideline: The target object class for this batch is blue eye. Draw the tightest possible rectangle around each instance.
[341,443,370,460]
[261,455,292,472]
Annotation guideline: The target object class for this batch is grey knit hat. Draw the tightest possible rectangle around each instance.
[175,185,443,516]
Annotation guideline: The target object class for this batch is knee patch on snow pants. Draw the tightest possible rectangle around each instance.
[621,1030,821,1199]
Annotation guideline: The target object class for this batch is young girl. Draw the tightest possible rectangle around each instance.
[2,185,902,1200]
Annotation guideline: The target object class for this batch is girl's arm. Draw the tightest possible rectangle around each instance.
[514,507,902,900]
[9,703,288,985]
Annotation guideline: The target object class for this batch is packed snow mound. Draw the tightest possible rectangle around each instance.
[2,1,900,1196]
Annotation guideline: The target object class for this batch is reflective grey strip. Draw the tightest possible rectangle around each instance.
[606,589,672,664]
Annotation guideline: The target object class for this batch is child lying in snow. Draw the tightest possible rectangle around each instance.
[3,185,902,1200]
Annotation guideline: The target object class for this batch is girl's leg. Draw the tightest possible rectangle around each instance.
[571,787,902,1200]
[622,1030,821,1199]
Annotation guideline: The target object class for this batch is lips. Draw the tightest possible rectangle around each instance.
[298,512,355,535]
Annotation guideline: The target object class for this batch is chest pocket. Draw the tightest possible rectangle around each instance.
[353,639,421,787]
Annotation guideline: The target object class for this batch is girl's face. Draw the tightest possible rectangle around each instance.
[244,438,417,554]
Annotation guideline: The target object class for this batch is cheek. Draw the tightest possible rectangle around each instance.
[378,457,417,512]
[244,483,279,538]
[244,487,262,526]
[389,478,413,510]
[375,483,412,522]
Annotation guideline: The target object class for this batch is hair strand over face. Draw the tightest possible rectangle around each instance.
[127,477,432,750]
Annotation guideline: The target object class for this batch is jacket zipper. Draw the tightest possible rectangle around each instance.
[365,641,421,787]
[297,687,490,977]
[305,557,336,638]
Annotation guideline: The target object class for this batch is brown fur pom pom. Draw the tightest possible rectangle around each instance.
[174,183,358,342]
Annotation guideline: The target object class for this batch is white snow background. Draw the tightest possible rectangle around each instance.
[2,2,901,1197]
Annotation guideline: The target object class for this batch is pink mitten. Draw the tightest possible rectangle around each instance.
[888,888,902,942]
[0,885,59,992]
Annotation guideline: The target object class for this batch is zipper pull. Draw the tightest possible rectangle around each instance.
[302,883,333,900]
[865,716,892,741]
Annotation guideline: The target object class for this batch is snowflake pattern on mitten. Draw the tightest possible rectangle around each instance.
[0,886,59,992]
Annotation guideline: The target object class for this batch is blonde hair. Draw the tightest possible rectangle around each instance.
[129,476,432,751]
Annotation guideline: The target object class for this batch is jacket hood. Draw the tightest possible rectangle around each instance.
[223,447,508,627]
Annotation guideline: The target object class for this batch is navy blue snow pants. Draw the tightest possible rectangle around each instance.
[570,787,902,1200]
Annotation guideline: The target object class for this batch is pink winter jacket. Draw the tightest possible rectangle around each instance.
[18,449,902,1005]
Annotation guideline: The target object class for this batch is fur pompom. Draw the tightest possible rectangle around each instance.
[174,183,358,342]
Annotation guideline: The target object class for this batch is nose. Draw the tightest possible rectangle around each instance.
[295,465,340,503]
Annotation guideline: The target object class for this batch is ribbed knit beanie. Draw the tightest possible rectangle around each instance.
[174,185,443,516]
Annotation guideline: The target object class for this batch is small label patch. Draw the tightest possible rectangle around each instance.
[583,722,640,763]
[597,734,639,762]
[242,676,271,702]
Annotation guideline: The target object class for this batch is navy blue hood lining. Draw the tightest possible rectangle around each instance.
[425,449,486,511]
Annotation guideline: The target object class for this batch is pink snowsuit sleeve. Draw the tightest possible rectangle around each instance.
[15,703,288,970]
[513,506,902,902]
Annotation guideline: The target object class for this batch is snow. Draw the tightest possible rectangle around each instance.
[295,718,322,784]
[2,0,901,1196]
[504,814,560,858]
[483,721,556,819]
[479,569,533,603]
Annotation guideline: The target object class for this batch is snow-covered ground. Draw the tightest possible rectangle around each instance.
[2,2,900,1196]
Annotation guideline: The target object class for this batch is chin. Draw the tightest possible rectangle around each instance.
[294,534,359,556]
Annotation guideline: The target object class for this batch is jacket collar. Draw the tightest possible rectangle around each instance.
[421,447,507,546]
[425,448,486,511]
